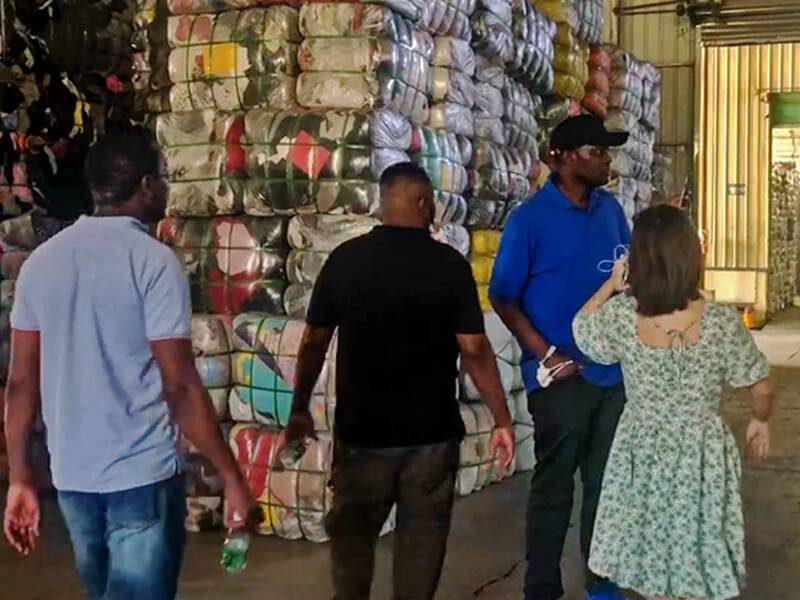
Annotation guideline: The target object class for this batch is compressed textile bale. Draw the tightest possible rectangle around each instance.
[423,0,475,39]
[509,0,556,94]
[168,0,307,12]
[154,110,247,216]
[575,0,603,44]
[456,403,510,496]
[503,79,539,153]
[229,425,396,542]
[229,316,336,431]
[431,36,476,74]
[181,423,232,532]
[297,4,433,123]
[460,311,518,400]
[243,108,411,216]
[164,8,300,112]
[411,127,470,223]
[157,216,288,315]
[471,1,514,64]
[287,214,379,251]
[304,0,427,24]
[512,390,535,472]
[191,315,233,419]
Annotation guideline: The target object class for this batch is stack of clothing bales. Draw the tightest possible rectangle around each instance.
[582,44,610,118]
[574,0,603,46]
[456,311,521,495]
[604,47,660,225]
[535,0,587,102]
[509,0,556,96]
[144,4,300,114]
[768,164,800,314]
[469,228,501,311]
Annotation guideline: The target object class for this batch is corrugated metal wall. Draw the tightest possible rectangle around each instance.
[604,2,695,195]
[697,44,800,271]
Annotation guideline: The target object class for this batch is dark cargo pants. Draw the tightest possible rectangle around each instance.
[326,439,461,600]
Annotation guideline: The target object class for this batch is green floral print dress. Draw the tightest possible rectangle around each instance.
[572,294,769,600]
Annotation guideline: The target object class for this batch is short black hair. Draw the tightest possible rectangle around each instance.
[85,125,161,207]
[379,161,432,195]
[629,205,702,317]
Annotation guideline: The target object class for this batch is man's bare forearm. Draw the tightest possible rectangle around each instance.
[458,334,512,428]
[4,377,38,485]
[490,298,549,359]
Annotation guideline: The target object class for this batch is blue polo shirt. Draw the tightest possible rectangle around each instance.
[489,179,631,392]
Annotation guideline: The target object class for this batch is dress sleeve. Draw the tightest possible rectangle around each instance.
[572,293,629,365]
[722,306,769,388]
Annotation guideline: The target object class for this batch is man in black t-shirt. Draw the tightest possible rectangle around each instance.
[284,162,515,600]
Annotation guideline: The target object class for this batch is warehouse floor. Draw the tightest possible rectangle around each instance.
[1,310,799,600]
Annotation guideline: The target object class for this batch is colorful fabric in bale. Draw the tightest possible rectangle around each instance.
[168,0,307,13]
[229,315,336,431]
[471,0,514,64]
[509,0,555,94]
[423,0,475,40]
[456,402,511,496]
[411,127,470,224]
[427,68,476,137]
[468,229,500,309]
[156,7,301,113]
[582,44,610,118]
[535,0,578,29]
[157,216,288,315]
[181,423,232,532]
[431,223,471,257]
[297,4,433,124]
[154,109,247,216]
[243,108,411,216]
[228,425,332,542]
[191,315,233,419]
[503,79,540,154]
[304,0,428,24]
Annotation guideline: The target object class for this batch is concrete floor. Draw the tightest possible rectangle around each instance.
[2,311,799,600]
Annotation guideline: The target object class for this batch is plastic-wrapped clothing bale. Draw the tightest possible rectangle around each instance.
[228,425,397,542]
[456,403,511,496]
[168,0,307,12]
[510,0,556,94]
[641,61,661,131]
[471,0,514,64]
[427,69,476,136]
[181,423,232,532]
[305,0,427,24]
[154,8,301,113]
[468,229,500,309]
[297,4,433,124]
[468,140,509,229]
[432,36,476,75]
[154,110,247,217]
[552,26,588,101]
[243,108,411,217]
[157,216,288,315]
[411,127,469,223]
[191,315,233,420]
[582,44,610,117]
[431,224,471,256]
[423,0,475,39]
[511,390,535,472]
[460,311,519,399]
[535,0,578,29]
[229,315,336,431]
[503,79,539,154]
[575,0,603,45]
[473,81,506,145]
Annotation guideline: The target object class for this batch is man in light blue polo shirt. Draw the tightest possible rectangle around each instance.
[490,115,631,600]
[3,127,255,599]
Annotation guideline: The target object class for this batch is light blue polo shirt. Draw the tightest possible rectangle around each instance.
[489,179,631,392]
[11,216,191,493]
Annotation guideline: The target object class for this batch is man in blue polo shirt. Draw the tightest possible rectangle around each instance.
[490,115,630,600]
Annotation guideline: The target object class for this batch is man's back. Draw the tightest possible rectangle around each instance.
[307,226,485,447]
[11,216,191,492]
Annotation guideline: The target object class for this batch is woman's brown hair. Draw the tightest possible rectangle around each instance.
[628,205,702,317]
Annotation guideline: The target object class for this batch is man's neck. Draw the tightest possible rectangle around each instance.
[555,177,590,209]
[93,206,147,222]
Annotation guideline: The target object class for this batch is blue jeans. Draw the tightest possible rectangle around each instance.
[58,475,186,600]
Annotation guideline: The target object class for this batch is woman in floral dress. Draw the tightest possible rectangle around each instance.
[572,205,774,600]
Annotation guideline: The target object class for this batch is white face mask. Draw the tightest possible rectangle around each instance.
[536,346,574,388]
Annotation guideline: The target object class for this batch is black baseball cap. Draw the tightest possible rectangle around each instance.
[549,115,629,152]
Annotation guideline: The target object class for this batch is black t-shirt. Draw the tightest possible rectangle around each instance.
[307,225,485,447]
